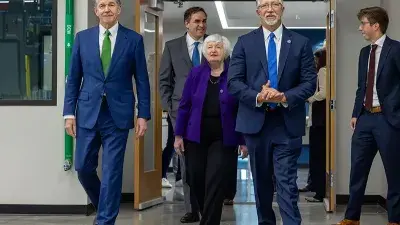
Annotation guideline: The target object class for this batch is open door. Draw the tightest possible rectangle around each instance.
[133,0,164,210]
[324,0,336,212]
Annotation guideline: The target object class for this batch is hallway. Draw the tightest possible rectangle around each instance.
[0,203,387,225]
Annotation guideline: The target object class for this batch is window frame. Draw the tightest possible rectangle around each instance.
[0,0,57,106]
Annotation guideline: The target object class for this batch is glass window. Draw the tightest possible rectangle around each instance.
[0,0,56,105]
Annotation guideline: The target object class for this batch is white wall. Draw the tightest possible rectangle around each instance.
[335,0,388,196]
[0,0,89,205]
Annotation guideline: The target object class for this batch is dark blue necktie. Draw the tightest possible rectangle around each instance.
[268,33,277,108]
[192,42,200,67]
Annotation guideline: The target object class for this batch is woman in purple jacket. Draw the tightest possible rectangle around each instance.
[174,34,247,225]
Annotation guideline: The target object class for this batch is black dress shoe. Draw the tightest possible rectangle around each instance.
[305,196,323,202]
[299,186,312,192]
[180,212,200,223]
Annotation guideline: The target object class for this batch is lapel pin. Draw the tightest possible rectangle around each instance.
[220,89,223,93]
[287,40,291,44]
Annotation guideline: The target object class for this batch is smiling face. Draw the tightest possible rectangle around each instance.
[185,11,207,40]
[94,0,121,29]
[256,0,284,28]
[205,41,224,63]
[358,16,380,42]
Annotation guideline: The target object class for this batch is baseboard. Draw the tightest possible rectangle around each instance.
[0,193,135,215]
[336,194,387,210]
[0,203,96,215]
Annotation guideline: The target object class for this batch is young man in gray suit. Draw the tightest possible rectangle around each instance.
[159,6,207,223]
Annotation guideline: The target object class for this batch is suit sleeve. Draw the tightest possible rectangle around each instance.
[174,69,194,137]
[283,39,317,109]
[63,32,83,117]
[159,43,174,112]
[228,37,260,108]
[133,35,151,120]
[352,48,365,118]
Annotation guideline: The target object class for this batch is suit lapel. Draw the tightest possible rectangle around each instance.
[377,37,391,81]
[361,47,369,85]
[91,26,105,78]
[255,27,268,77]
[107,25,128,76]
[278,27,291,83]
[181,35,192,68]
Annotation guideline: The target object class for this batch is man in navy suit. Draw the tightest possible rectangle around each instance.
[63,0,151,224]
[337,6,400,225]
[228,0,316,224]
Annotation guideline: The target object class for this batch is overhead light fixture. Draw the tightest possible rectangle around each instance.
[214,1,326,30]
[0,0,35,3]
[144,28,155,33]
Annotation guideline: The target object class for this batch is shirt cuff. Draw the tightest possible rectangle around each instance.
[256,93,263,107]
[64,115,75,119]
[281,102,288,108]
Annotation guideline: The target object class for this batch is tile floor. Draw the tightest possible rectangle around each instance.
[0,168,388,224]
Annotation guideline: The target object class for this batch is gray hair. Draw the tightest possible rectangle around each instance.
[256,0,283,7]
[93,0,122,7]
[202,34,232,59]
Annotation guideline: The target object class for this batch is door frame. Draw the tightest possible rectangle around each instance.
[324,0,337,213]
[133,0,164,210]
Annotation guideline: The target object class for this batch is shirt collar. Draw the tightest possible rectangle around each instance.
[99,22,119,37]
[373,34,386,48]
[262,23,283,41]
[186,33,204,47]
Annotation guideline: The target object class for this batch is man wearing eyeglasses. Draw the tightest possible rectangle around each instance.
[228,0,317,224]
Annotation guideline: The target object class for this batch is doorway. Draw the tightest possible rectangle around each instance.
[158,0,337,214]
[133,0,164,210]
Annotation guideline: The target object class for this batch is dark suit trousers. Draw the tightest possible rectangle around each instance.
[244,110,302,225]
[161,115,175,179]
[75,100,129,225]
[225,154,238,200]
[185,140,237,225]
[345,110,400,222]
[308,125,326,199]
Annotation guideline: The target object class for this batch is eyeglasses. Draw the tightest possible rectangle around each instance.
[257,2,282,10]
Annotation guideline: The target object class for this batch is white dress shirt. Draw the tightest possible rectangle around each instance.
[365,34,386,107]
[186,33,204,62]
[64,23,119,120]
[256,24,287,107]
[99,22,119,56]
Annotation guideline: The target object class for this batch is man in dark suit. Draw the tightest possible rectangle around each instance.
[337,6,400,225]
[63,0,150,224]
[159,6,207,223]
[228,0,317,224]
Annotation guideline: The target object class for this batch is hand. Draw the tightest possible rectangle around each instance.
[239,145,248,159]
[65,118,76,137]
[262,81,281,99]
[257,80,285,103]
[174,136,185,156]
[350,117,357,131]
[136,118,148,137]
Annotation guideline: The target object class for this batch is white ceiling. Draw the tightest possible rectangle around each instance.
[163,1,329,31]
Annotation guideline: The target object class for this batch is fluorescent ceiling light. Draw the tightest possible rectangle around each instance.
[214,1,326,30]
[214,1,228,29]
[144,28,155,33]
[0,0,35,3]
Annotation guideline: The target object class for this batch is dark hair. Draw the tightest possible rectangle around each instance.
[184,7,207,23]
[357,6,389,34]
[314,48,326,71]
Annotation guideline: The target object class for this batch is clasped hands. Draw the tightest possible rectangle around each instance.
[257,80,286,104]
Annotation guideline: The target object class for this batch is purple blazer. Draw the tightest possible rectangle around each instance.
[174,60,245,147]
